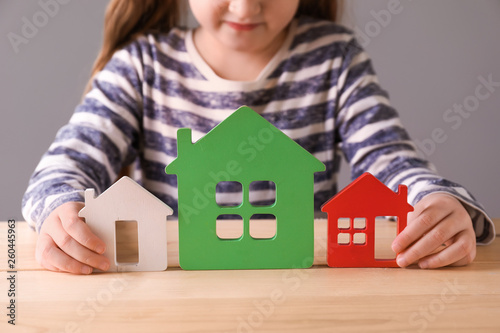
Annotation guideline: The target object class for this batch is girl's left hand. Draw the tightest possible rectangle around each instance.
[391,193,476,269]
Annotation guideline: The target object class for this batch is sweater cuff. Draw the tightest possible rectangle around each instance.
[27,191,85,233]
[419,190,495,245]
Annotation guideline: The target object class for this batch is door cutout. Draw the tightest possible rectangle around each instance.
[115,220,139,264]
[375,216,397,259]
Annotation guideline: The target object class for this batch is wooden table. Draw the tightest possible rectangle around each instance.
[1,219,499,332]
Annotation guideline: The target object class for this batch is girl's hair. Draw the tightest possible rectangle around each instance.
[85,0,343,94]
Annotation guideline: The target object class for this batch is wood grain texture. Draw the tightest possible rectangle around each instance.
[0,219,498,332]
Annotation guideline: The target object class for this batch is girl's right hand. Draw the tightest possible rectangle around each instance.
[36,202,110,274]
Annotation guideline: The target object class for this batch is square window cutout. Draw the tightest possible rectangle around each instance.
[338,233,350,245]
[216,181,243,207]
[216,215,243,240]
[249,181,276,206]
[353,233,366,245]
[337,218,350,230]
[353,218,366,230]
[249,214,277,239]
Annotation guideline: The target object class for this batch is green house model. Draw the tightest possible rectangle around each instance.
[165,106,325,270]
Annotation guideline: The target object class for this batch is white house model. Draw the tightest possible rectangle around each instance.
[79,176,173,272]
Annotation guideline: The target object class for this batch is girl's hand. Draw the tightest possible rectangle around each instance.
[391,193,476,269]
[36,202,110,274]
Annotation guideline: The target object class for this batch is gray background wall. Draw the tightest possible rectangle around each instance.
[1,0,499,221]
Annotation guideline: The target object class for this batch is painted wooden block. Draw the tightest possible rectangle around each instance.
[79,176,173,272]
[321,172,413,267]
[165,106,326,270]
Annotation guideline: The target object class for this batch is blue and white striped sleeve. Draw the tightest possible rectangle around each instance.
[22,42,144,232]
[335,37,495,244]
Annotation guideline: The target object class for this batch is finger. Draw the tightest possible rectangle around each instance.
[428,239,454,256]
[418,230,476,269]
[392,209,451,254]
[41,208,110,271]
[49,218,110,271]
[450,252,476,267]
[397,214,462,267]
[41,261,62,272]
[59,205,106,254]
[35,237,61,272]
[36,233,93,274]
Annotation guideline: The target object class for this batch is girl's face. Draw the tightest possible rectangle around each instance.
[189,0,299,54]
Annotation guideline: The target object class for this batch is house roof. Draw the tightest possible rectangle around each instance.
[321,173,413,216]
[79,176,174,216]
[165,106,325,176]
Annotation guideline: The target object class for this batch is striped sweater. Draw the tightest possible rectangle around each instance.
[22,17,494,244]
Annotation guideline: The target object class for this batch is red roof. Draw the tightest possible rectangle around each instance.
[321,173,413,217]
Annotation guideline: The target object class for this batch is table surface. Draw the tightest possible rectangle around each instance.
[0,219,499,333]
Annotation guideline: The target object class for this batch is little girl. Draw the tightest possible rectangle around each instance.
[23,0,494,274]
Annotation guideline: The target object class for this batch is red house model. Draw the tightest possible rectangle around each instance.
[321,173,413,267]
